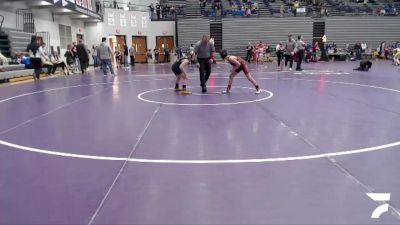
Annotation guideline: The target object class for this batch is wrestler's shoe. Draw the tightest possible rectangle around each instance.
[181,89,192,95]
[175,87,183,92]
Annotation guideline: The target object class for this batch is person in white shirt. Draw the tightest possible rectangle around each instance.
[39,43,55,77]
[276,42,285,70]
[92,45,99,67]
[361,42,367,53]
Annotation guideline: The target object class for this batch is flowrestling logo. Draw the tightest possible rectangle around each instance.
[366,193,391,219]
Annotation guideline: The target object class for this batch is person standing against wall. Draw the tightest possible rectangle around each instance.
[123,44,129,68]
[164,46,170,63]
[92,45,99,67]
[194,35,215,93]
[129,45,135,67]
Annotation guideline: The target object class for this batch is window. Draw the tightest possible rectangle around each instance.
[59,24,72,49]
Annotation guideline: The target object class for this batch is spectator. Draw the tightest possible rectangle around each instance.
[380,8,386,16]
[0,51,8,65]
[64,44,76,73]
[164,46,170,63]
[361,42,367,53]
[246,42,253,62]
[149,3,155,19]
[312,42,321,62]
[39,43,55,77]
[115,49,122,68]
[379,41,386,59]
[76,39,90,74]
[154,49,160,63]
[97,37,115,76]
[50,51,67,75]
[95,0,101,13]
[147,49,153,63]
[156,4,161,19]
[123,45,129,67]
[293,1,300,17]
[176,46,183,59]
[295,35,306,71]
[129,45,135,67]
[92,45,99,67]
[280,4,285,17]
[284,35,296,71]
[276,41,285,70]
[354,42,362,60]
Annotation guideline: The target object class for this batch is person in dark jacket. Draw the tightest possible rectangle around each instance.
[76,39,90,74]
[26,35,42,80]
[124,45,129,67]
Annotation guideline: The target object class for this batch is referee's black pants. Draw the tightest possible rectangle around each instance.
[198,58,211,87]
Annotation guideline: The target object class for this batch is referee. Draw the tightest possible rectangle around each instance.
[194,35,215,93]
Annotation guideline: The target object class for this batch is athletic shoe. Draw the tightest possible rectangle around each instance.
[175,87,183,92]
[181,90,192,95]
[202,87,207,93]
[289,68,292,71]
[255,89,262,94]
[222,90,230,94]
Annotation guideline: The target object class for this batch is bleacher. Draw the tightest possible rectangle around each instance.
[222,17,313,57]
[0,14,37,82]
[185,0,400,18]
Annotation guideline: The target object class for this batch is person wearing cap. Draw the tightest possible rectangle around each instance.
[219,49,261,94]
[194,35,215,93]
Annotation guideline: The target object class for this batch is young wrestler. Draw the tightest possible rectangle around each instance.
[219,49,261,94]
[171,55,192,94]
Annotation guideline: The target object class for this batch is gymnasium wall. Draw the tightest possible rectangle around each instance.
[85,8,175,52]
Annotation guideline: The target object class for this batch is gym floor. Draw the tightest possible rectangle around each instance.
[0,61,400,224]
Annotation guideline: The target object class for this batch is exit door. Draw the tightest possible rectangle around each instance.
[116,35,126,52]
[156,36,174,62]
[132,36,147,63]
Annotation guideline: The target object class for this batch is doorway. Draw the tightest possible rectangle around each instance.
[116,35,126,52]
[132,36,147,63]
[156,36,174,62]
